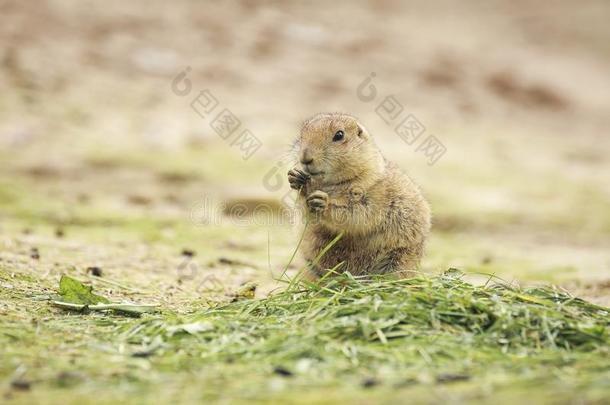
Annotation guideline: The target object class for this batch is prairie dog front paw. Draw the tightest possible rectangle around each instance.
[306,190,329,213]
[288,168,310,190]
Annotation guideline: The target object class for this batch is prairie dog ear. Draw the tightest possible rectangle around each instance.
[356,122,368,139]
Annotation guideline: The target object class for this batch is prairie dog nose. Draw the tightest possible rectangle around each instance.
[300,148,314,165]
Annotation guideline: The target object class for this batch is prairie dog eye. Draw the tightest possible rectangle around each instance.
[332,130,344,142]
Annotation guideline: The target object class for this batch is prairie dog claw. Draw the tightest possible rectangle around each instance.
[288,168,310,190]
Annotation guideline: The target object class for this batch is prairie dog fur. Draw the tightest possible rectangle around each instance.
[288,112,431,278]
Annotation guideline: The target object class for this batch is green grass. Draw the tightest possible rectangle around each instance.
[122,270,608,385]
[4,269,606,404]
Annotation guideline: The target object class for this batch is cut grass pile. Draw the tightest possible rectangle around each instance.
[2,267,609,404]
[115,270,609,402]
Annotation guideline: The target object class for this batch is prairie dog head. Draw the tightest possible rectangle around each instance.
[296,113,385,185]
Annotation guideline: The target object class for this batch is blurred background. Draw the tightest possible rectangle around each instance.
[1,0,609,304]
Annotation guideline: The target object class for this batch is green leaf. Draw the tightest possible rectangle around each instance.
[54,275,159,316]
[442,268,465,279]
[58,275,110,305]
[168,321,214,335]
[232,282,257,301]
[52,301,158,315]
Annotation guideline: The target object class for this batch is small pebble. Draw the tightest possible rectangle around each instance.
[86,266,103,277]
[181,249,195,257]
[361,377,379,388]
[131,350,154,358]
[11,379,31,391]
[272,366,293,377]
[481,255,493,265]
[435,373,470,384]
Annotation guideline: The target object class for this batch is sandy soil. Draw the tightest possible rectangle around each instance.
[1,0,610,305]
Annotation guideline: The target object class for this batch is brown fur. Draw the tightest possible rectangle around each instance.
[288,113,431,278]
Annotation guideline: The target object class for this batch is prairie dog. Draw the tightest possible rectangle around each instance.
[288,113,431,278]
